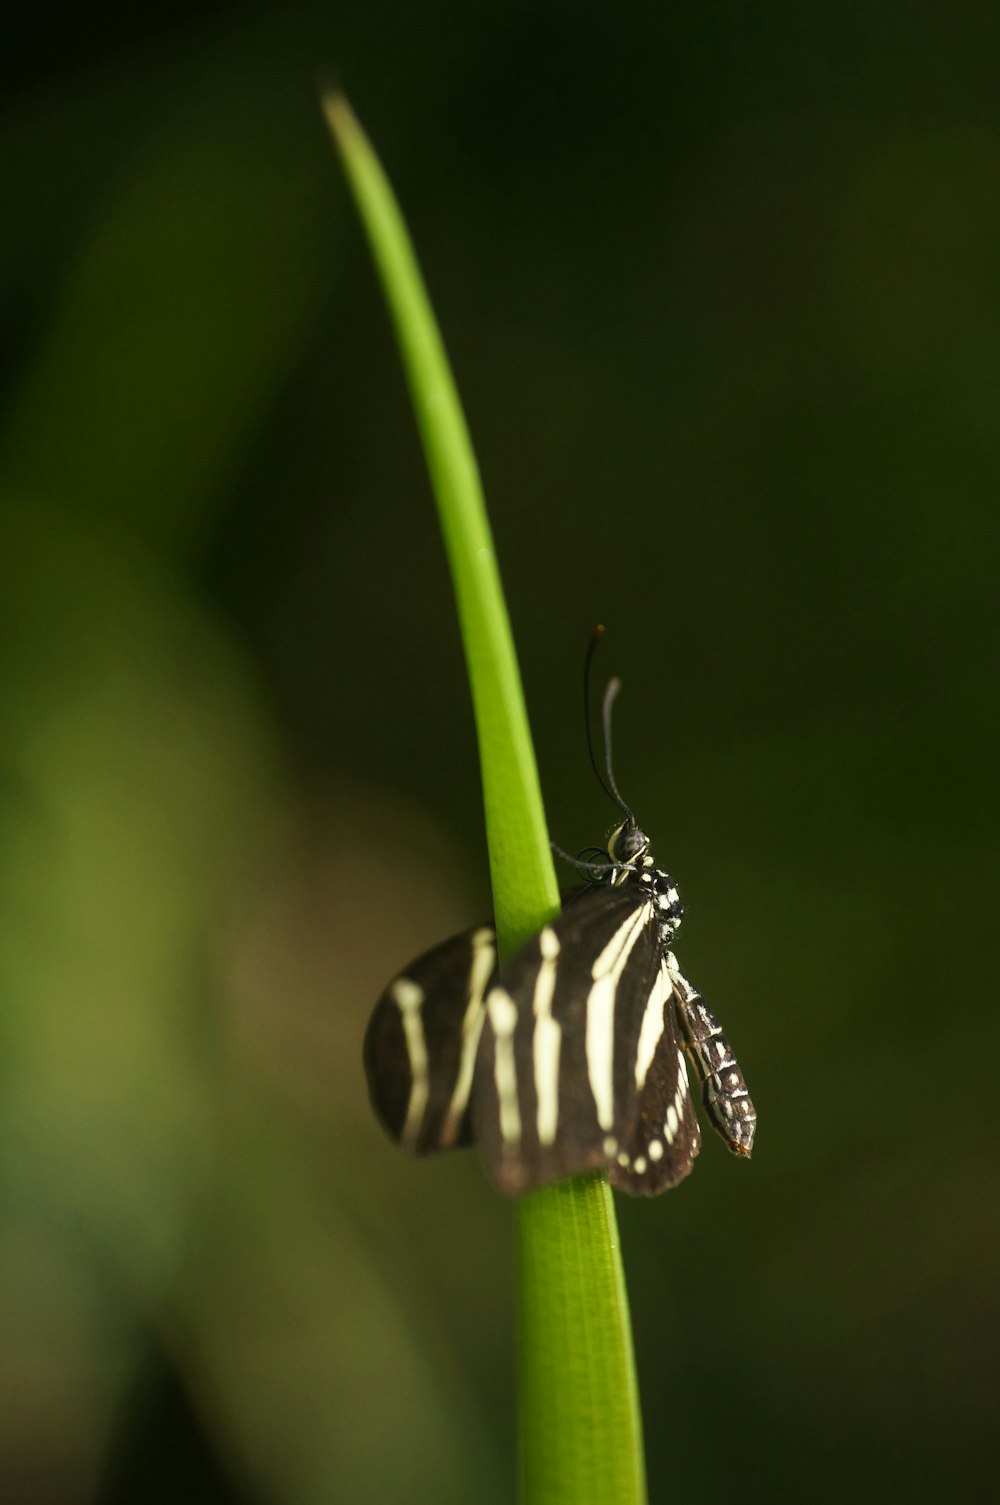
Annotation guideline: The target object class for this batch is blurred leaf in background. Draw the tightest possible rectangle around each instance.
[1,9,509,1503]
[2,3,999,1504]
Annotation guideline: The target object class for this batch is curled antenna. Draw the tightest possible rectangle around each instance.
[584,625,635,824]
[550,842,614,878]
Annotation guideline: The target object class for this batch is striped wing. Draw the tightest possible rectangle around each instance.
[472,887,700,1196]
[364,926,497,1155]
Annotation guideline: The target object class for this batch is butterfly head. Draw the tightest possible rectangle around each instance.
[608,819,651,869]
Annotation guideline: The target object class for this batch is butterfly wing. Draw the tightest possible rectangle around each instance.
[363,900,741,1197]
[364,926,497,1155]
[473,886,693,1195]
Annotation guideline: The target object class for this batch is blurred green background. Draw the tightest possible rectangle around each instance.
[2,4,998,1502]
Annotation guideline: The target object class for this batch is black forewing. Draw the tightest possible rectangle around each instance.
[472,884,681,1196]
[364,926,497,1156]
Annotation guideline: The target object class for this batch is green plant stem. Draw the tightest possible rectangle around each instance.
[322,91,647,1505]
[517,1175,646,1504]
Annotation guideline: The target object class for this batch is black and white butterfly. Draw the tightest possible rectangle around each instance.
[364,636,756,1197]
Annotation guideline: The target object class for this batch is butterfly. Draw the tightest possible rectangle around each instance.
[364,633,755,1196]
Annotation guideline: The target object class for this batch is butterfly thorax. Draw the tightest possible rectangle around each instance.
[605,819,684,948]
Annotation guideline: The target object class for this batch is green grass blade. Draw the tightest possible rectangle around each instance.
[517,1175,646,1503]
[321,90,647,1505]
[321,89,551,952]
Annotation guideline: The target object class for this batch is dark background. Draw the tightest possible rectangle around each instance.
[2,4,998,1503]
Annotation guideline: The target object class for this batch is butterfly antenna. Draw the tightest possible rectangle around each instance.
[550,842,615,877]
[584,625,634,823]
[601,676,634,817]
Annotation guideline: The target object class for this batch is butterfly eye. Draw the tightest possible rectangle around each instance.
[610,823,649,864]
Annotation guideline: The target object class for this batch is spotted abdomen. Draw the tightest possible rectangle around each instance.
[668,964,756,1157]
